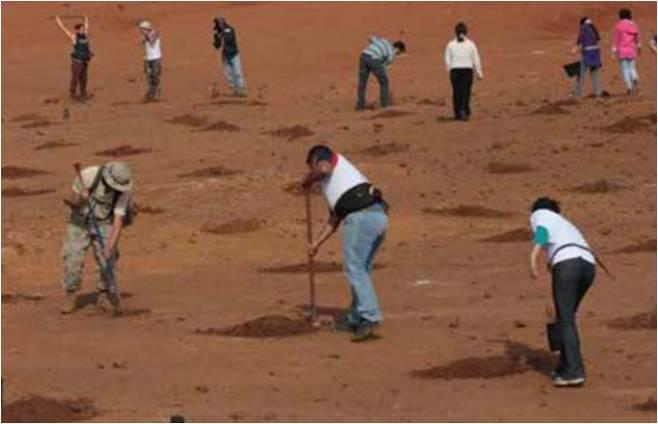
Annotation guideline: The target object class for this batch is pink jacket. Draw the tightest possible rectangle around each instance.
[614,19,640,59]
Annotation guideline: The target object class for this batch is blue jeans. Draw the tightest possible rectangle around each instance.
[576,61,601,97]
[222,54,245,90]
[619,59,638,91]
[342,204,388,325]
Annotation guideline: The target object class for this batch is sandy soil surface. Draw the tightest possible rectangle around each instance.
[2,2,656,422]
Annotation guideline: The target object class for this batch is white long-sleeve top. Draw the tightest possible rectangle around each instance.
[444,37,483,77]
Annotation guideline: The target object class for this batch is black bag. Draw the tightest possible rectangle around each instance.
[563,61,581,78]
[333,183,387,219]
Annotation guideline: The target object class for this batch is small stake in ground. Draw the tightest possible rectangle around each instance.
[305,191,317,323]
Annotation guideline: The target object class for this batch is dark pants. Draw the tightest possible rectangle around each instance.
[449,68,473,120]
[552,257,596,379]
[357,53,389,109]
[70,60,89,99]
[144,59,162,100]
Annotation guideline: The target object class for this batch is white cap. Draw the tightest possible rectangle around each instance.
[138,20,152,30]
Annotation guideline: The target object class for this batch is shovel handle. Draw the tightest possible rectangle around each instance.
[305,191,317,322]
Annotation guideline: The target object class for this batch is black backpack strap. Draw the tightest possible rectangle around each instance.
[88,165,105,193]
[549,243,615,280]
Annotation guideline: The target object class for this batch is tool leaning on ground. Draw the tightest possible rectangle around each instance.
[305,191,317,324]
[70,162,123,314]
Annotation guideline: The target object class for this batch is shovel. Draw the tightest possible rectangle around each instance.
[305,191,317,323]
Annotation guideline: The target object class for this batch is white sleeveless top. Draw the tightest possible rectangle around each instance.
[144,36,162,60]
[320,154,368,210]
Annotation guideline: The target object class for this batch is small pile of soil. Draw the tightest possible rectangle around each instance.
[633,397,657,412]
[202,218,261,235]
[360,142,409,157]
[11,113,46,122]
[265,125,314,141]
[2,187,55,198]
[551,98,579,107]
[21,120,51,129]
[2,166,50,179]
[486,162,534,174]
[2,293,45,304]
[195,315,317,338]
[570,180,626,194]
[417,98,444,106]
[34,141,79,150]
[423,205,514,218]
[198,120,240,132]
[259,261,385,274]
[136,205,165,214]
[615,239,656,254]
[167,114,208,127]
[95,145,152,157]
[178,166,241,178]
[481,228,532,243]
[532,104,569,115]
[607,310,657,330]
[412,355,528,380]
[117,308,151,318]
[2,396,98,422]
[601,116,651,134]
[371,110,414,119]
[282,181,321,196]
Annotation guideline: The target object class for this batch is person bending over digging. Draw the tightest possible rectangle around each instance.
[302,145,389,342]
[55,15,93,101]
[61,162,134,315]
[138,20,163,101]
[529,197,597,388]
[356,36,406,110]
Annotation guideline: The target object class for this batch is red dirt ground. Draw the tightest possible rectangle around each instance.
[2,2,656,422]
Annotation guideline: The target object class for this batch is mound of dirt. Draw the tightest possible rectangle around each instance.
[486,162,534,174]
[21,120,51,129]
[532,104,569,115]
[282,181,321,196]
[2,187,55,198]
[198,120,240,132]
[117,308,151,318]
[34,141,79,150]
[11,113,47,122]
[202,218,261,235]
[417,98,444,106]
[265,125,314,141]
[360,142,409,157]
[195,315,317,338]
[167,114,208,127]
[601,117,651,134]
[423,205,514,218]
[2,395,98,422]
[177,166,241,178]
[95,145,152,157]
[2,166,50,179]
[2,293,45,304]
[481,228,532,243]
[570,180,626,194]
[412,355,528,380]
[607,310,657,330]
[615,239,656,254]
[633,397,657,412]
[259,261,385,274]
[371,110,414,119]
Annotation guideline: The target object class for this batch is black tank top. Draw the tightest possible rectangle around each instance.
[72,33,92,62]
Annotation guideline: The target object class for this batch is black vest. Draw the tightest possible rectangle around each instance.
[72,34,92,62]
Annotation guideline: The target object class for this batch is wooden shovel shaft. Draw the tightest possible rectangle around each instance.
[305,192,317,321]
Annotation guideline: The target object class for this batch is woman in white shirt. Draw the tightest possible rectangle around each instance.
[444,22,483,121]
[529,197,596,388]
[138,20,162,101]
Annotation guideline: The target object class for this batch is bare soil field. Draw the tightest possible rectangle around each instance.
[2,2,656,422]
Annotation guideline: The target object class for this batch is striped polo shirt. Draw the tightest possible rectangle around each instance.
[362,36,396,66]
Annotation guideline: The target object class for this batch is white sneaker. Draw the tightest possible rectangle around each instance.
[553,376,585,387]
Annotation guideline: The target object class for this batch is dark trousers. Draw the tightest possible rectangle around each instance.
[70,60,89,98]
[357,53,389,109]
[144,59,162,100]
[449,68,473,120]
[552,257,596,379]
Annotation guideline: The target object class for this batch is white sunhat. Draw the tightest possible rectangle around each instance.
[103,162,133,192]
[138,20,152,30]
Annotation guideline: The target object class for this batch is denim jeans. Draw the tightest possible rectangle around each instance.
[552,257,596,379]
[342,203,388,325]
[619,59,638,91]
[576,61,601,97]
[357,53,389,108]
[222,54,245,91]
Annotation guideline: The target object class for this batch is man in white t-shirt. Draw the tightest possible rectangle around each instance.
[529,197,596,387]
[61,161,134,315]
[138,20,162,101]
[302,145,389,342]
